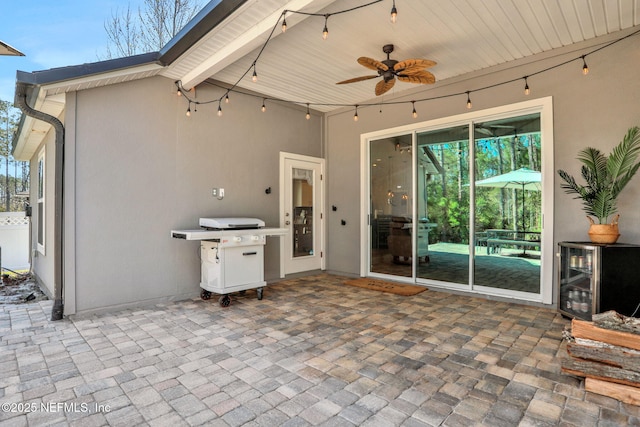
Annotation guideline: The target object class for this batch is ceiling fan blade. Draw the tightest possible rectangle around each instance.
[394,59,437,72]
[375,78,395,96]
[336,75,379,85]
[358,56,389,71]
[398,66,432,76]
[397,71,436,84]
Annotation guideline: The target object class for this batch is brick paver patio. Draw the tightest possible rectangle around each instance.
[1,274,638,426]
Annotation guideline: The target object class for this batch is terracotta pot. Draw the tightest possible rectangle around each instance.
[587,214,620,244]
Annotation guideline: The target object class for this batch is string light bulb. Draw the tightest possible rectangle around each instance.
[177,88,182,97]
[322,15,329,40]
[466,91,472,109]
[353,105,359,122]
[411,101,417,119]
[252,65,258,82]
[282,14,287,33]
[225,93,230,103]
[186,102,191,117]
[390,0,398,23]
[217,101,222,117]
[305,104,311,120]
[261,99,266,112]
[524,77,530,95]
[582,55,589,75]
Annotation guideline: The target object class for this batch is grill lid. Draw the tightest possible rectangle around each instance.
[199,217,265,230]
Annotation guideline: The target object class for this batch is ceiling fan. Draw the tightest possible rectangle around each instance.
[336,44,436,96]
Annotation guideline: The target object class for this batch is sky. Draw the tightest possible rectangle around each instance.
[0,0,143,104]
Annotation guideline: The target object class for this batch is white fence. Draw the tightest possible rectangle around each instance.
[0,212,30,271]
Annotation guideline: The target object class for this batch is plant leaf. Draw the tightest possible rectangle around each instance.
[608,126,640,196]
[588,190,616,223]
[577,147,608,191]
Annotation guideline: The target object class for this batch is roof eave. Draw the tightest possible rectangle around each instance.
[159,0,249,65]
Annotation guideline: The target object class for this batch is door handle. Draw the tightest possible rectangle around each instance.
[285,220,291,225]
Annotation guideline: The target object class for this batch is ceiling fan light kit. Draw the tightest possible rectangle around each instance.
[336,44,437,96]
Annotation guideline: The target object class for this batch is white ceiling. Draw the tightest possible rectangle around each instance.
[161,0,640,112]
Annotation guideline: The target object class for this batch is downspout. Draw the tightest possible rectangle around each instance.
[15,82,65,321]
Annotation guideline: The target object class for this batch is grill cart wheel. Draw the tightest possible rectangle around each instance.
[200,290,212,300]
[219,295,231,307]
[257,287,263,300]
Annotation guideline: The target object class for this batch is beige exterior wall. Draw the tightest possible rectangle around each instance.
[324,31,640,282]
[64,76,321,314]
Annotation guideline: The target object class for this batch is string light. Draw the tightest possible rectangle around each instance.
[322,15,329,40]
[281,13,287,33]
[261,99,266,112]
[174,4,640,121]
[390,0,398,23]
[252,65,258,82]
[411,101,417,118]
[217,101,222,117]
[225,93,230,103]
[353,105,359,121]
[582,55,589,75]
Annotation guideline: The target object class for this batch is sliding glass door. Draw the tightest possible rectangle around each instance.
[364,99,552,303]
[416,126,470,286]
[473,114,542,294]
[369,135,413,278]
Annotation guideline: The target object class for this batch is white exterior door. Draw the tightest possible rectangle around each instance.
[280,152,324,275]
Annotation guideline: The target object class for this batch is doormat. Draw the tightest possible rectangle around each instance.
[344,278,427,296]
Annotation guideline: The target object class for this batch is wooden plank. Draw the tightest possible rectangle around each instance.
[572,319,640,351]
[585,378,640,405]
[567,342,640,373]
[561,358,640,387]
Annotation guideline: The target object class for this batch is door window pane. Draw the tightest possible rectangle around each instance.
[292,168,313,258]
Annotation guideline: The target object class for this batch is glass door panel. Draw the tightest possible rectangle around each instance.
[292,168,314,258]
[473,114,542,293]
[369,135,413,277]
[416,126,470,285]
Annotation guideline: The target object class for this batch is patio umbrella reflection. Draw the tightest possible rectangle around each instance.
[475,167,541,232]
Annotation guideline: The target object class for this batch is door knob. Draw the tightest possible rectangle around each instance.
[285,220,291,225]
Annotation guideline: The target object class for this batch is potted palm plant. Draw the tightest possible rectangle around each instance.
[557,126,640,243]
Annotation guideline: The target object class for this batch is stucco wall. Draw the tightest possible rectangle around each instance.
[324,29,640,287]
[30,130,56,298]
[69,76,321,314]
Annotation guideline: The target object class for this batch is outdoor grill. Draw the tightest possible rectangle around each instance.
[171,218,287,306]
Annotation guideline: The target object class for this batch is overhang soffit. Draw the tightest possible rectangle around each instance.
[164,0,336,90]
